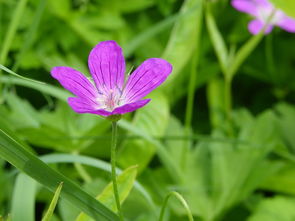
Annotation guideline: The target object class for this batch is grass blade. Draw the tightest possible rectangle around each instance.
[0,65,46,85]
[0,76,70,101]
[42,182,63,221]
[0,127,119,221]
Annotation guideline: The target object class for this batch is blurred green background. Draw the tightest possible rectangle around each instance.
[1,0,295,220]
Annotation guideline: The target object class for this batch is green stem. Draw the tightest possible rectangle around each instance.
[111,121,124,221]
[158,191,194,221]
[182,53,198,169]
[224,76,232,135]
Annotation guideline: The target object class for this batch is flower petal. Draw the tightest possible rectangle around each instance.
[111,99,151,115]
[122,58,172,103]
[248,19,273,34]
[231,0,258,16]
[51,67,98,102]
[68,97,111,116]
[277,16,295,32]
[88,40,125,92]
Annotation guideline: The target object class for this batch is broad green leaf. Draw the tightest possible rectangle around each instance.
[0,127,119,221]
[42,182,63,221]
[5,93,40,129]
[260,161,295,195]
[247,196,295,221]
[269,0,295,18]
[11,174,37,221]
[183,111,281,220]
[205,5,228,75]
[75,165,138,221]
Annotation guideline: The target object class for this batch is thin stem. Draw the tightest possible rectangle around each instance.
[224,76,233,135]
[158,191,194,221]
[111,121,124,221]
[182,53,198,169]
[184,53,198,133]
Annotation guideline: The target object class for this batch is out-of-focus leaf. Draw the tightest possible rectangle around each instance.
[76,165,137,221]
[118,92,169,173]
[205,5,228,75]
[0,76,70,101]
[183,111,281,220]
[11,174,37,221]
[260,162,295,195]
[274,103,295,151]
[269,0,295,18]
[5,93,40,129]
[207,77,225,129]
[162,0,203,92]
[247,196,295,221]
[0,0,28,65]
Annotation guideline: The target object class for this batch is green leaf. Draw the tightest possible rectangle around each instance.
[42,182,63,221]
[0,0,28,65]
[75,165,138,221]
[269,0,295,18]
[5,93,40,129]
[118,92,170,173]
[247,196,295,221]
[11,174,37,221]
[0,127,119,221]
[183,111,280,220]
[162,0,203,91]
[260,161,295,195]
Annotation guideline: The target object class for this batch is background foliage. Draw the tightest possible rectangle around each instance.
[0,0,295,220]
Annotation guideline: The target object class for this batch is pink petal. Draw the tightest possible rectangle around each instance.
[248,19,273,34]
[88,40,125,92]
[231,0,257,16]
[68,97,111,116]
[122,58,172,103]
[277,16,295,32]
[111,99,151,115]
[51,67,98,102]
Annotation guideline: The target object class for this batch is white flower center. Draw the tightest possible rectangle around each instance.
[96,88,124,111]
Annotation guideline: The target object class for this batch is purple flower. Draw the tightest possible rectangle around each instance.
[232,0,295,34]
[51,41,172,117]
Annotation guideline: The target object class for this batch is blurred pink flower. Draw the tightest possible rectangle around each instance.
[51,41,172,117]
[232,0,295,34]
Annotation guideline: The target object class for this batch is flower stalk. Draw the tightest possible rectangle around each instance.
[111,121,124,221]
